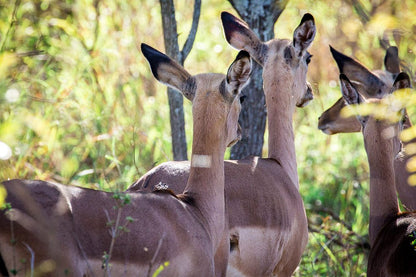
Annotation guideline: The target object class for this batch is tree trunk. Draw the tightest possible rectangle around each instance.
[228,0,287,159]
[159,0,200,161]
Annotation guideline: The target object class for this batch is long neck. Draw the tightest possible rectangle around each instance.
[265,79,299,188]
[183,121,226,248]
[394,116,416,210]
[364,121,400,246]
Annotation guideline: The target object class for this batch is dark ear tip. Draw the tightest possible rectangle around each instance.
[141,44,171,80]
[395,72,410,83]
[329,45,341,56]
[387,46,398,54]
[300,13,314,24]
[141,43,151,54]
[221,11,234,22]
[236,50,250,60]
[141,43,162,59]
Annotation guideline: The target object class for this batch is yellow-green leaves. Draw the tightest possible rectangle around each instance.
[0,184,6,208]
[0,52,17,77]
[341,88,414,123]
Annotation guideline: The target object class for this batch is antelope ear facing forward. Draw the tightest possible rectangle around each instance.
[221,12,266,65]
[141,43,195,101]
[330,46,385,97]
[225,50,252,98]
[384,46,400,75]
[391,72,411,93]
[293,13,316,55]
[339,73,362,106]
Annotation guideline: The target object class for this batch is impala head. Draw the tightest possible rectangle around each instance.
[141,43,251,149]
[339,72,411,152]
[221,12,316,108]
[318,46,401,134]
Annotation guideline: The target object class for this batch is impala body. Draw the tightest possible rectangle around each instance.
[1,180,217,276]
[127,12,316,276]
[339,72,416,276]
[0,44,251,276]
[318,46,416,211]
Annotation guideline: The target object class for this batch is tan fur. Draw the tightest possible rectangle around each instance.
[127,13,316,276]
[0,45,251,276]
[340,73,416,276]
[364,114,416,276]
[318,47,416,211]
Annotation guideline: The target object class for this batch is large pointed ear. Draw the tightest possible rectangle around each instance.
[221,12,266,65]
[391,72,411,93]
[340,74,362,105]
[293,13,316,55]
[141,43,195,100]
[225,50,252,98]
[384,46,400,74]
[330,46,385,97]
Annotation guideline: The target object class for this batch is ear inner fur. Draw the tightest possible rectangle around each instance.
[293,13,316,52]
[329,45,386,97]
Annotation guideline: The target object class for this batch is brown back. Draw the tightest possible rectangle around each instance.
[128,12,316,276]
[0,45,251,276]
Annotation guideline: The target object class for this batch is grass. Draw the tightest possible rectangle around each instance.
[1,0,416,275]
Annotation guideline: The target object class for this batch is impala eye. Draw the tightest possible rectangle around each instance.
[306,54,312,65]
[240,94,246,104]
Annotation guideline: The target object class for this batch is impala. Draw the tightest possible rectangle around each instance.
[0,44,251,276]
[318,46,416,211]
[339,72,416,276]
[127,12,316,276]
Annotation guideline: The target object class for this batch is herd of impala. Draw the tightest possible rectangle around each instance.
[0,11,415,277]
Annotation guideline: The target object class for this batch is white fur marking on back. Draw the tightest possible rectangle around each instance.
[381,126,396,139]
[191,154,212,168]
[54,185,73,214]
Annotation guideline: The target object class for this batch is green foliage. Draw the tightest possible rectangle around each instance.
[0,184,6,207]
[153,261,169,277]
[1,0,416,275]
[410,231,416,251]
[102,191,135,273]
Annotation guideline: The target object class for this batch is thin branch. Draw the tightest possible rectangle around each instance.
[22,242,34,277]
[73,235,96,277]
[72,0,103,95]
[132,126,140,175]
[179,0,201,64]
[349,0,370,24]
[90,0,101,52]
[311,206,353,231]
[102,207,123,276]
[308,207,370,250]
[146,233,166,277]
[10,216,17,275]
[0,0,21,52]
[16,50,45,57]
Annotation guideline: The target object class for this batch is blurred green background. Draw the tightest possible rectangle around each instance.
[0,0,415,275]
